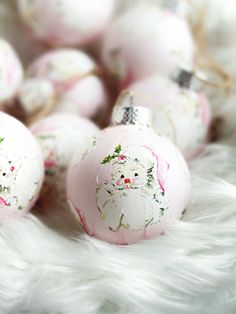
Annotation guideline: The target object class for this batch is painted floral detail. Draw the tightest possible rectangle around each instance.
[0,137,4,144]
[97,145,169,231]
[0,158,20,209]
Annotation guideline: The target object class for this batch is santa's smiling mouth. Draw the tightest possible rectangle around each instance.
[115,185,140,190]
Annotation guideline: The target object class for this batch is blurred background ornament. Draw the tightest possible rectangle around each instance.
[31,113,99,212]
[0,38,23,107]
[101,3,194,89]
[127,65,212,159]
[19,49,109,125]
[17,0,115,47]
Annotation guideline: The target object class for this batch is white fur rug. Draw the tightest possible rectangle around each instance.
[1,1,236,313]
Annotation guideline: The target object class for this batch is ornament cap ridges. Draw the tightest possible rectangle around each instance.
[161,0,189,16]
[111,91,152,127]
[171,64,201,90]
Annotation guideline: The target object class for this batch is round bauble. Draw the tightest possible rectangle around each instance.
[31,113,99,210]
[67,94,191,244]
[101,5,194,88]
[17,0,114,47]
[128,69,212,159]
[20,49,108,120]
[0,38,23,105]
[19,78,55,115]
[0,112,44,219]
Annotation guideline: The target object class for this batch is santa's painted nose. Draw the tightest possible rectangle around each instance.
[124,178,131,184]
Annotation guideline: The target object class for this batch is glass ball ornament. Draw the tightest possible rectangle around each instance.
[128,66,212,159]
[0,38,23,105]
[101,3,194,88]
[19,78,55,116]
[19,49,109,120]
[67,92,191,244]
[17,0,115,47]
[0,112,44,220]
[31,113,99,211]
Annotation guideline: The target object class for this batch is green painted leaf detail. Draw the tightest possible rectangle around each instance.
[101,145,123,164]
[114,144,122,154]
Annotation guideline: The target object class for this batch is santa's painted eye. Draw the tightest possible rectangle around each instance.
[3,173,6,176]
[134,173,139,177]
[120,175,125,179]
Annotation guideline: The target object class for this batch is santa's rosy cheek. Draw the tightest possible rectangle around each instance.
[133,178,141,185]
[115,179,122,186]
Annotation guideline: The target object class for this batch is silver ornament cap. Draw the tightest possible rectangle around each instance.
[161,0,189,16]
[171,64,201,90]
[111,91,152,127]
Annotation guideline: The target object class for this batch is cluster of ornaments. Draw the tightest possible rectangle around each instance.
[0,0,214,244]
[19,49,109,120]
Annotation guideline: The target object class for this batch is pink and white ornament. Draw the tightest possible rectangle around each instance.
[67,93,191,244]
[101,5,194,88]
[19,78,55,115]
[127,68,212,159]
[0,112,44,220]
[31,113,99,210]
[20,49,108,119]
[17,0,115,47]
[0,38,23,105]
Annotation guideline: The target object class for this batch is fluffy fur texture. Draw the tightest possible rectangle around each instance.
[1,0,236,313]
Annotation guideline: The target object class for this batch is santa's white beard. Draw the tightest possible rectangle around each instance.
[97,185,167,231]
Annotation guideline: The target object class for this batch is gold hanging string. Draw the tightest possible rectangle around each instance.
[190,1,232,94]
[27,94,56,126]
[27,66,103,126]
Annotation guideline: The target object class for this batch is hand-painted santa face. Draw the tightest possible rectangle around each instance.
[112,158,151,190]
[96,145,169,231]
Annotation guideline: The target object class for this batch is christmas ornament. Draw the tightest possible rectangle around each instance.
[159,0,189,17]
[0,112,44,219]
[101,4,194,88]
[19,78,55,116]
[31,113,99,210]
[17,0,114,47]
[67,92,191,244]
[128,66,212,159]
[19,49,108,120]
[0,38,23,105]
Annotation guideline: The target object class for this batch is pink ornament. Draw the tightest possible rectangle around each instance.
[127,69,212,159]
[0,39,23,105]
[31,113,99,211]
[101,5,194,88]
[67,93,191,244]
[0,112,44,220]
[17,0,114,47]
[20,49,108,119]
